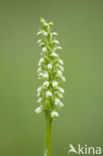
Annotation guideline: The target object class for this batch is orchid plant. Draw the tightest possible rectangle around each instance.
[35,17,66,156]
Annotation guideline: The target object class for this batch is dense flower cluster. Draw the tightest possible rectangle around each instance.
[35,17,66,119]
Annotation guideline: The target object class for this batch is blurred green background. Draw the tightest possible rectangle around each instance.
[0,0,103,156]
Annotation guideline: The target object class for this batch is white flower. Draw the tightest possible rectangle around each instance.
[51,111,59,118]
[35,106,42,114]
[43,81,49,88]
[54,98,61,105]
[37,86,43,96]
[54,46,63,51]
[37,67,42,73]
[37,97,43,103]
[56,64,64,71]
[61,76,66,82]
[56,70,62,77]
[59,66,64,71]
[52,81,58,88]
[58,59,64,65]
[57,46,63,50]
[38,57,44,66]
[51,52,58,57]
[55,91,63,98]
[37,86,42,92]
[58,93,63,98]
[44,23,48,27]
[47,63,52,69]
[38,72,44,79]
[59,102,64,107]
[43,72,49,79]
[46,91,53,98]
[42,47,47,52]
[57,87,64,94]
[49,22,53,26]
[37,39,42,44]
[43,31,48,36]
[52,32,58,36]
[54,98,64,107]
[37,91,40,97]
[54,40,59,44]
[37,31,44,36]
[38,72,49,79]
[41,18,46,23]
[39,42,45,47]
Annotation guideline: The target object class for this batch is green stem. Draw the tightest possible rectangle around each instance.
[45,115,52,156]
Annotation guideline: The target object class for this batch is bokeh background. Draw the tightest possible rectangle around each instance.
[0,0,103,156]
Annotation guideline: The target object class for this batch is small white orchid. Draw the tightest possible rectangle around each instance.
[61,76,66,82]
[39,42,45,47]
[52,81,58,88]
[51,52,58,57]
[54,98,64,107]
[58,59,64,65]
[55,91,63,98]
[47,63,52,69]
[56,64,64,71]
[56,70,62,77]
[43,31,48,36]
[51,111,59,118]
[43,72,49,79]
[37,39,42,44]
[46,90,53,98]
[57,87,64,94]
[37,97,43,103]
[43,81,49,88]
[35,17,66,156]
[38,57,44,66]
[52,32,58,36]
[37,86,42,92]
[42,47,47,52]
[37,67,42,73]
[35,106,42,114]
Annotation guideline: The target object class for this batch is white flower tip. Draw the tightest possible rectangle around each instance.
[43,72,49,79]
[37,97,43,103]
[56,64,64,71]
[35,106,42,114]
[51,52,58,57]
[49,22,53,26]
[60,102,64,107]
[61,76,66,82]
[47,63,52,69]
[37,31,43,36]
[52,81,58,88]
[40,17,46,24]
[58,87,64,94]
[37,32,40,36]
[58,59,64,65]
[54,98,64,107]
[39,42,45,47]
[38,57,44,66]
[37,39,42,44]
[57,46,63,50]
[42,47,47,52]
[54,40,59,44]
[51,111,59,118]
[46,91,53,98]
[43,81,49,88]
[37,86,42,92]
[56,70,62,77]
[43,31,48,36]
[52,32,58,36]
